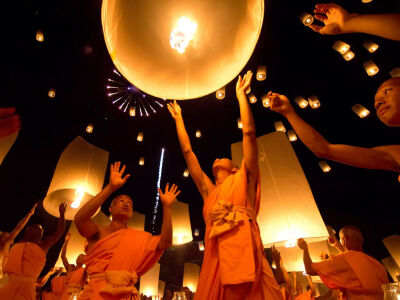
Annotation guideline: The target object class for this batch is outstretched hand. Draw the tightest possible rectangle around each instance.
[0,107,20,139]
[29,203,38,216]
[159,183,181,207]
[109,161,131,191]
[236,70,253,97]
[59,202,67,217]
[297,238,308,251]
[268,92,295,117]
[271,245,282,264]
[167,100,182,121]
[310,3,352,35]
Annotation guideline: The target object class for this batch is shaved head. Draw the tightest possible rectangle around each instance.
[111,195,132,206]
[375,77,400,126]
[339,226,364,251]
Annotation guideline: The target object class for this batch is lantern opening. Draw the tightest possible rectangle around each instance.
[170,17,198,54]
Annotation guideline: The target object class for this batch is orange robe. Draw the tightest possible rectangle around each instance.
[312,250,388,300]
[295,290,314,300]
[60,268,86,300]
[79,228,163,300]
[194,161,283,300]
[52,275,66,297]
[0,242,46,300]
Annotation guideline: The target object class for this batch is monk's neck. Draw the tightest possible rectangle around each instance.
[109,218,128,231]
[215,170,233,185]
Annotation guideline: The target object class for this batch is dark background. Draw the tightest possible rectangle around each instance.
[1,0,399,287]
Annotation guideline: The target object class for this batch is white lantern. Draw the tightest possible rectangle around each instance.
[0,132,18,166]
[287,130,297,142]
[137,132,144,142]
[299,12,314,26]
[237,118,243,129]
[231,132,329,248]
[127,211,146,231]
[194,228,200,236]
[261,94,270,108]
[86,124,94,133]
[36,30,44,42]
[43,136,109,220]
[382,257,400,282]
[183,263,200,292]
[158,280,165,299]
[332,41,350,54]
[308,95,320,109]
[140,263,160,297]
[183,169,189,177]
[249,94,257,104]
[351,104,370,118]
[129,107,136,117]
[342,50,355,61]
[318,161,331,173]
[256,65,267,81]
[295,96,308,109]
[216,87,226,100]
[363,41,379,53]
[139,157,145,166]
[383,235,400,269]
[48,89,56,98]
[172,201,193,245]
[274,121,286,132]
[363,60,379,76]
[195,130,201,138]
[198,241,205,251]
[389,68,400,78]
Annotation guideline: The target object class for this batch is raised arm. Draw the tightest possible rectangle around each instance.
[167,101,214,199]
[157,183,181,250]
[74,162,131,240]
[40,203,66,253]
[327,225,344,253]
[311,3,400,41]
[236,71,258,209]
[269,92,400,172]
[271,245,292,292]
[8,203,37,243]
[61,233,73,273]
[297,238,318,276]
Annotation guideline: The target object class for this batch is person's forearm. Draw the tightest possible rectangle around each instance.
[281,263,292,291]
[174,117,193,154]
[55,214,66,239]
[75,185,114,222]
[158,204,172,249]
[237,92,256,135]
[9,210,34,241]
[61,240,70,269]
[343,14,400,41]
[303,248,317,276]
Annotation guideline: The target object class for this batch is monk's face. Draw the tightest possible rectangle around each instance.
[76,254,85,265]
[109,195,133,219]
[374,78,400,127]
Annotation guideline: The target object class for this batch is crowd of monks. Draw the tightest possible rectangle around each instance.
[0,3,399,300]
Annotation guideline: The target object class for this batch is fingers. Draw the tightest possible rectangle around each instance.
[0,107,16,118]
[309,25,323,33]
[165,182,170,193]
[167,103,174,115]
[120,164,126,175]
[314,14,327,23]
[122,174,131,182]
[170,183,178,194]
[174,190,181,198]
[158,188,163,196]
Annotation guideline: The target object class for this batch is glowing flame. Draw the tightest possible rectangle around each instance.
[285,239,297,248]
[170,17,197,54]
[71,187,85,208]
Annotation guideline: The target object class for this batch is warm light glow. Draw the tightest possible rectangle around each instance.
[363,60,379,76]
[170,17,198,54]
[198,241,205,251]
[308,95,320,109]
[139,157,145,166]
[362,0,373,3]
[342,50,355,61]
[137,132,144,142]
[183,168,189,177]
[140,263,160,297]
[383,235,400,269]
[382,257,400,282]
[390,68,400,78]
[274,121,286,132]
[194,228,200,236]
[299,12,314,26]
[48,89,56,98]
[129,107,136,116]
[256,65,267,81]
[216,87,226,100]
[249,94,257,104]
[285,239,297,248]
[287,130,297,142]
[71,187,85,208]
[352,104,370,118]
[86,124,94,133]
[183,263,200,292]
[195,130,201,138]
[172,201,193,245]
[295,96,308,108]
[332,41,350,54]
[36,30,44,42]
[319,161,331,173]
[363,41,379,53]
[237,118,243,129]
[262,95,270,108]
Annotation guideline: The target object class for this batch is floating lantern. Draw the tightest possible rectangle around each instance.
[342,50,355,61]
[86,124,94,134]
[183,263,200,292]
[36,30,44,42]
[262,94,270,108]
[129,107,136,116]
[0,132,18,166]
[299,12,314,26]
[216,87,226,100]
[198,241,205,251]
[48,89,56,98]
[140,263,160,297]
[256,65,267,81]
[249,94,257,104]
[362,0,373,3]
[101,0,264,100]
[183,168,189,177]
[383,235,400,269]
[390,68,400,78]
[43,136,109,220]
[172,200,193,245]
[195,130,201,138]
[194,228,200,236]
[158,281,165,299]
[237,118,243,129]
[139,157,145,166]
[308,95,320,109]
[332,41,350,54]
[274,121,286,132]
[318,161,331,173]
[352,104,370,118]
[287,130,297,142]
[363,41,379,53]
[382,257,400,282]
[295,96,308,109]
[137,132,144,142]
[363,60,379,76]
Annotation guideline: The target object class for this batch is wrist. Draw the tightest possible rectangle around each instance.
[161,202,172,210]
[342,13,359,33]
[105,184,117,193]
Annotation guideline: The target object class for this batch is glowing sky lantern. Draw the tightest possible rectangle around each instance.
[295,96,308,109]
[198,241,205,251]
[287,130,297,142]
[363,60,379,76]
[101,0,264,100]
[86,124,94,133]
[183,168,189,177]
[383,235,400,269]
[256,65,267,81]
[48,89,56,98]
[382,257,400,282]
[332,41,350,54]
[195,130,201,138]
[183,263,200,292]
[318,161,331,173]
[274,121,286,132]
[158,280,166,299]
[139,157,145,166]
[140,263,160,297]
[237,118,243,129]
[299,12,314,26]
[352,104,370,118]
[249,94,257,104]
[137,132,144,142]
[43,136,109,220]
[342,50,355,61]
[36,30,44,42]
[261,95,270,107]
[363,41,379,53]
[390,68,400,78]
[129,107,136,117]
[216,87,226,100]
[0,132,18,166]
[171,200,193,245]
[308,95,321,109]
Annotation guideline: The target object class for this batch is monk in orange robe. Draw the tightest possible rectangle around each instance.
[0,203,66,300]
[74,161,180,300]
[297,226,389,299]
[168,71,282,300]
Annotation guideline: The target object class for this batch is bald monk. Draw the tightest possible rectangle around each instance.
[297,226,389,299]
[309,3,400,41]
[74,161,179,300]
[268,78,400,175]
[0,202,66,300]
[168,71,282,300]
[294,276,315,300]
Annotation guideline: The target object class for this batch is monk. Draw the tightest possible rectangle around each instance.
[294,276,315,300]
[0,202,66,300]
[297,226,389,299]
[74,161,179,300]
[168,71,282,300]
[0,107,20,139]
[268,80,400,174]
[309,3,400,41]
[271,245,293,300]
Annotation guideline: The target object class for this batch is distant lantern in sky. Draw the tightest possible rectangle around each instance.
[183,263,200,292]
[139,157,145,166]
[86,124,94,133]
[256,65,267,81]
[352,104,370,118]
[36,30,44,42]
[137,132,144,142]
[363,60,379,76]
[342,50,355,61]
[140,263,160,298]
[319,161,331,173]
[295,96,308,109]
[216,87,226,100]
[287,130,297,142]
[383,235,400,268]
[262,94,271,108]
[390,68,400,78]
[171,200,193,245]
[332,41,350,54]
[308,95,321,109]
[198,241,205,251]
[194,228,200,236]
[237,118,243,129]
[274,121,286,132]
[363,41,379,53]
[129,107,136,117]
[195,130,201,138]
[183,168,189,177]
[299,12,314,26]
[249,94,257,104]
[48,89,56,98]
[362,0,373,3]
[381,257,400,282]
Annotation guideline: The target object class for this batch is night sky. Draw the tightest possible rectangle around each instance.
[1,0,400,287]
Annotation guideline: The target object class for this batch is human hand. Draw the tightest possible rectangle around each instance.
[59,202,67,217]
[271,245,281,264]
[0,107,20,139]
[268,92,295,117]
[236,70,253,97]
[29,203,38,216]
[167,100,182,121]
[109,162,131,191]
[297,238,308,251]
[311,3,352,35]
[159,183,181,207]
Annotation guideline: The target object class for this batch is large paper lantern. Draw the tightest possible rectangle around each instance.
[101,0,264,100]
[183,263,200,292]
[158,280,165,299]
[231,131,329,247]
[172,200,193,245]
[0,132,18,165]
[383,235,400,269]
[382,257,400,282]
[43,136,109,220]
[140,263,160,297]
